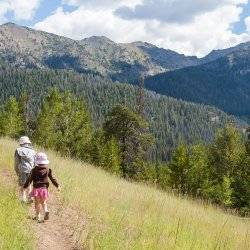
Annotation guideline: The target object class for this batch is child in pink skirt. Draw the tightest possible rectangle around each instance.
[24,152,60,223]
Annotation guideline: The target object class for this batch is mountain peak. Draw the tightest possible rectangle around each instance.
[131,41,156,48]
[2,22,17,27]
[82,36,115,45]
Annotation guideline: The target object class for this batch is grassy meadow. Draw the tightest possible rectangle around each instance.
[0,140,33,250]
[0,138,249,249]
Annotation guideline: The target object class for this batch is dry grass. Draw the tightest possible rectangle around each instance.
[0,139,33,250]
[1,138,249,249]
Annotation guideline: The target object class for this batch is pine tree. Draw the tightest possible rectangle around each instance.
[100,137,121,175]
[136,76,145,117]
[187,144,209,196]
[168,143,189,193]
[230,150,250,214]
[208,125,244,180]
[18,91,30,135]
[35,89,92,160]
[103,105,153,178]
[0,96,24,138]
[207,125,245,206]
[88,130,104,166]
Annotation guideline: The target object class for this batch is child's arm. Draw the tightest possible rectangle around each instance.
[23,171,33,189]
[48,169,59,188]
[14,150,20,176]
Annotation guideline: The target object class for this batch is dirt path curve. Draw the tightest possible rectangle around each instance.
[0,168,87,250]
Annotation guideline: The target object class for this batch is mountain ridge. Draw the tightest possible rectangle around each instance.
[2,22,250,117]
[144,48,250,116]
[0,22,198,81]
[0,22,231,82]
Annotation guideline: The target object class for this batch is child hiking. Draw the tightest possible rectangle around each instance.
[24,152,60,223]
[14,136,36,202]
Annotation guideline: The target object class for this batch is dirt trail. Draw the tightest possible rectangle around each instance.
[0,168,87,250]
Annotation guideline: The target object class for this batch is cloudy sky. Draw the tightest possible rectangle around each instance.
[1,0,250,57]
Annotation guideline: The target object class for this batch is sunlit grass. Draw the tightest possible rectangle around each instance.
[0,186,33,250]
[1,138,249,249]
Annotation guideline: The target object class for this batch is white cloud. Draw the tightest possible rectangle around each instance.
[115,0,248,24]
[0,2,9,23]
[34,0,250,57]
[0,0,41,22]
[34,6,147,41]
[245,16,250,33]
[62,0,142,9]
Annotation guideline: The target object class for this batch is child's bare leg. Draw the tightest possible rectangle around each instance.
[26,185,32,202]
[19,186,27,202]
[34,197,40,219]
[42,199,49,220]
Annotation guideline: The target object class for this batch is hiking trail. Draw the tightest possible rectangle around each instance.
[0,168,87,250]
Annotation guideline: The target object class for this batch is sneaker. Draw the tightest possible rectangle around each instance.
[27,198,33,204]
[32,216,38,220]
[44,211,50,220]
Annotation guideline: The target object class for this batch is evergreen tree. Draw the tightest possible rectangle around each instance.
[136,76,145,117]
[230,155,250,215]
[208,125,244,180]
[168,143,189,193]
[89,130,121,175]
[88,130,104,166]
[187,144,209,196]
[206,125,245,206]
[35,89,92,160]
[0,96,24,138]
[103,105,153,178]
[18,92,30,135]
[100,137,121,175]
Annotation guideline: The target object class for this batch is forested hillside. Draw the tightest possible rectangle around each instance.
[145,47,250,116]
[0,67,231,160]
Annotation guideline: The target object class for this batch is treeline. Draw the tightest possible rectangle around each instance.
[0,91,249,215]
[0,90,153,180]
[166,126,250,215]
[0,67,232,160]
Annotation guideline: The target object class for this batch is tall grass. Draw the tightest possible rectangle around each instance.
[0,186,33,250]
[0,140,33,250]
[1,138,249,249]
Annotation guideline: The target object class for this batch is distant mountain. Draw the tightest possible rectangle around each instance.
[0,23,199,82]
[145,46,250,116]
[131,41,199,69]
[2,22,250,117]
[202,41,250,63]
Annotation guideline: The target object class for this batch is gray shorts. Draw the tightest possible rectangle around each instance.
[18,172,30,186]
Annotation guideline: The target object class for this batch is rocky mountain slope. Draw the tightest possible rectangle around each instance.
[0,23,199,81]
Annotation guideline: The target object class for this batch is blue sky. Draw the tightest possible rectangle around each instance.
[232,2,250,33]
[4,0,76,27]
[1,0,250,57]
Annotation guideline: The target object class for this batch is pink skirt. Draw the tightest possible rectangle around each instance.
[31,188,49,200]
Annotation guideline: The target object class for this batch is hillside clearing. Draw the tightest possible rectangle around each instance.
[0,139,86,250]
[0,138,249,249]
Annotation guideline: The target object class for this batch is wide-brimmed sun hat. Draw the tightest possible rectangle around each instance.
[35,152,50,165]
[19,136,31,145]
